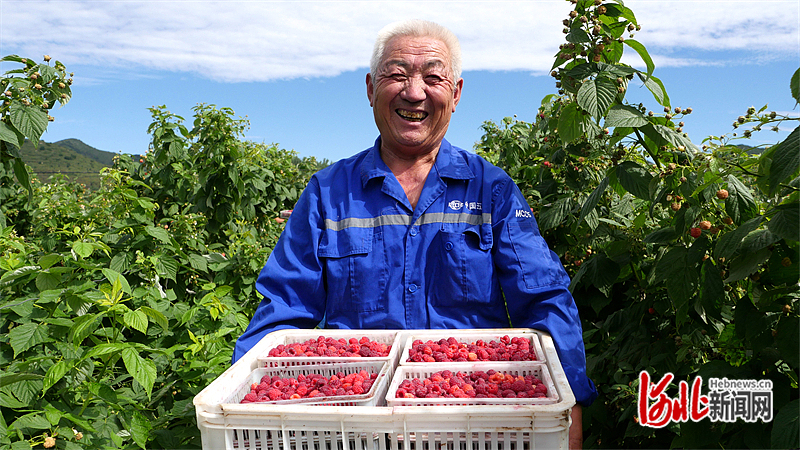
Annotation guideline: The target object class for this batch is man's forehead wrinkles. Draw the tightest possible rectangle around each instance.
[381,58,448,72]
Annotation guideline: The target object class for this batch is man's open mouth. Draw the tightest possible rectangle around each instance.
[396,109,427,122]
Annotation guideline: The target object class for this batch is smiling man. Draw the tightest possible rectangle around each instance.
[234,19,596,449]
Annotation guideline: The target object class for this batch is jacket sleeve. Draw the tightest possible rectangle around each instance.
[232,177,327,363]
[491,177,598,406]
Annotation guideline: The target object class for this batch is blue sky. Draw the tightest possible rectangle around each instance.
[1,0,798,163]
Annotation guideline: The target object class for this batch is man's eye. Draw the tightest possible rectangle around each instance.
[390,74,407,81]
[426,75,443,83]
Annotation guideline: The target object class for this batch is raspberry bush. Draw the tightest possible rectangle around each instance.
[476,1,799,447]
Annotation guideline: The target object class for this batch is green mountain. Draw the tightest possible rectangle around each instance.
[18,139,123,189]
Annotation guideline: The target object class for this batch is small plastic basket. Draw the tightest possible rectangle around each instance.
[222,360,390,410]
[398,330,546,365]
[385,362,559,407]
[257,329,402,370]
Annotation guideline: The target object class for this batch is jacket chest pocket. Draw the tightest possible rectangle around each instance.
[429,223,494,306]
[318,227,387,312]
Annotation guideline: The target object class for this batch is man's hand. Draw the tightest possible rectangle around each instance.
[569,405,583,449]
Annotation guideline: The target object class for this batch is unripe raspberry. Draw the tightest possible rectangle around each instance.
[685,107,693,114]
[670,202,681,211]
[680,176,687,182]
[699,220,712,230]
[570,10,578,18]
[43,55,51,62]
[716,189,729,200]
[690,227,702,238]
[664,106,670,113]
[723,217,733,225]
[784,304,792,314]
[593,54,602,62]
[737,116,746,124]
[598,5,607,14]
[782,257,792,267]
[59,82,66,88]
[674,107,682,114]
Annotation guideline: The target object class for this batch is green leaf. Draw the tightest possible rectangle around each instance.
[714,216,764,261]
[145,225,172,244]
[11,413,51,432]
[85,342,127,358]
[605,105,648,128]
[644,227,678,244]
[538,197,574,231]
[615,161,653,200]
[772,399,800,449]
[121,347,156,398]
[42,360,71,394]
[9,322,50,357]
[658,247,699,320]
[9,102,48,143]
[124,309,148,334]
[725,248,771,283]
[776,316,799,369]
[35,270,61,291]
[791,68,799,104]
[71,241,94,258]
[141,306,169,331]
[69,313,101,346]
[725,174,759,224]
[768,202,799,242]
[129,410,152,449]
[558,102,584,144]
[0,120,24,148]
[577,76,617,120]
[768,126,800,194]
[0,372,43,388]
[637,72,669,107]
[697,260,724,322]
[188,253,208,271]
[12,156,32,203]
[109,252,131,273]
[102,267,131,295]
[579,177,609,224]
[0,265,38,287]
[37,253,62,270]
[623,40,654,77]
[155,255,178,281]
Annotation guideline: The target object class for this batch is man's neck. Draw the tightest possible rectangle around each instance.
[380,144,439,209]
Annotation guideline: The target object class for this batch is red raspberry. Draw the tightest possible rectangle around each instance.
[243,393,258,402]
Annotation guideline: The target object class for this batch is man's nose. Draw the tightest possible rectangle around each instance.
[400,76,426,102]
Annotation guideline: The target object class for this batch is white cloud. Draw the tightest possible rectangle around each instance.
[1,0,797,82]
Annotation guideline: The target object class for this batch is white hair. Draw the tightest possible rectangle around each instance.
[370,19,462,81]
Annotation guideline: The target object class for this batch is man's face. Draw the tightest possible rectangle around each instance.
[367,35,463,159]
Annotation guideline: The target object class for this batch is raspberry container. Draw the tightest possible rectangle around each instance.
[385,362,558,407]
[257,329,402,371]
[194,328,576,450]
[221,361,390,409]
[398,330,546,366]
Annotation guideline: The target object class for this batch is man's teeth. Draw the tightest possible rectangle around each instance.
[398,110,426,120]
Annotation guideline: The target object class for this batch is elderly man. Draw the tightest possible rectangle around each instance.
[234,19,596,448]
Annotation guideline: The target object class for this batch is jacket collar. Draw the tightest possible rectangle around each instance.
[360,137,474,188]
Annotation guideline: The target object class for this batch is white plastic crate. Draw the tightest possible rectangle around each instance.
[257,330,402,371]
[385,362,558,407]
[398,330,545,365]
[222,361,391,408]
[195,329,575,450]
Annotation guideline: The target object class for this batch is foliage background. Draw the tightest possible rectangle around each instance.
[1,1,798,448]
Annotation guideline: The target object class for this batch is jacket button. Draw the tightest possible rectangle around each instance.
[409,227,418,236]
[407,284,418,293]
[445,242,454,251]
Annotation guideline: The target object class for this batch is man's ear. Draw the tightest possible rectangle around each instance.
[366,73,374,107]
[452,78,464,112]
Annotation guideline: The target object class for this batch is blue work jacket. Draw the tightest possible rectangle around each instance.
[234,137,597,406]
